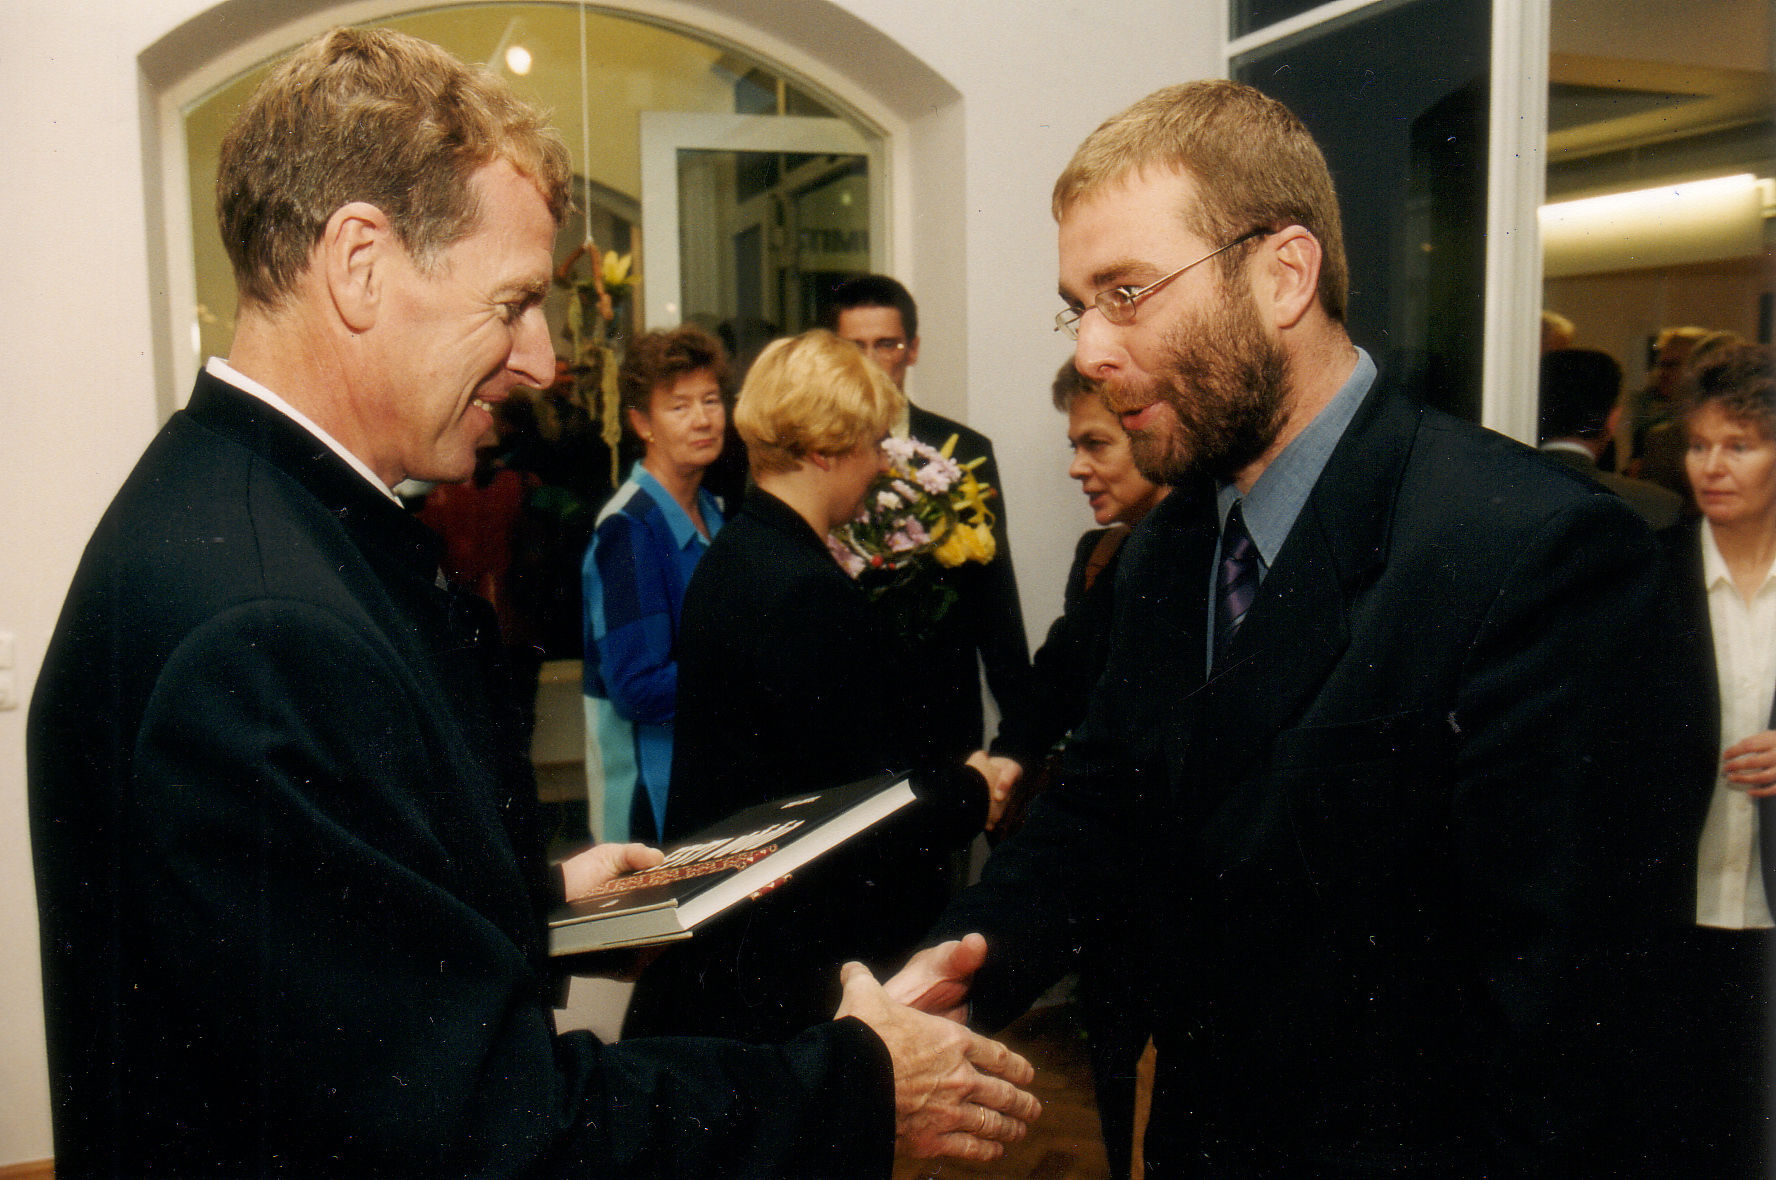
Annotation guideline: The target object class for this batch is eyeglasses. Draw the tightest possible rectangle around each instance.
[846,337,908,358]
[1054,228,1269,339]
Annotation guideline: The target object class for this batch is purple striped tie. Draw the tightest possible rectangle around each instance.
[1215,500,1258,662]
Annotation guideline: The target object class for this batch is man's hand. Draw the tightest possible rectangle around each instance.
[559,842,664,902]
[884,934,987,1023]
[836,961,1040,1162]
[1725,729,1776,796]
[965,752,1025,831]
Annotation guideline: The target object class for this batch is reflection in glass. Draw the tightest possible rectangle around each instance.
[1231,0,1342,40]
[1233,0,1493,421]
[1541,0,1774,443]
[676,150,870,345]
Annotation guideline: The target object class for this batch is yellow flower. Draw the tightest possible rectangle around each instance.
[962,522,996,563]
[934,522,995,567]
[602,251,637,290]
[951,472,993,524]
[932,526,968,567]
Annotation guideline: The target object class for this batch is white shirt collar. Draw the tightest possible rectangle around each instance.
[205,357,402,505]
[1697,518,1776,597]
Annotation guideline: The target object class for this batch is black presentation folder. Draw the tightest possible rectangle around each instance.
[548,771,916,956]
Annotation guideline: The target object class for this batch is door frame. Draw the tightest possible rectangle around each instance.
[638,112,885,332]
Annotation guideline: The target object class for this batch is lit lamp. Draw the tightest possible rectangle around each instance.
[1540,173,1768,278]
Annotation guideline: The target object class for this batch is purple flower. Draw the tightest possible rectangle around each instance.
[826,533,866,577]
[883,437,921,466]
[916,457,961,494]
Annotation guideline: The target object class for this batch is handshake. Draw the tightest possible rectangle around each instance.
[842,934,1040,1163]
[567,845,1041,1165]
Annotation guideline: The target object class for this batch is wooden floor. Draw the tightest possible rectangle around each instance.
[893,1001,1115,1180]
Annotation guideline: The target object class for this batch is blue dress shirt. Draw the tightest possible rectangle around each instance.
[1208,348,1377,672]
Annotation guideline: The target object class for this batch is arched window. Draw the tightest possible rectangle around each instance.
[163,4,908,838]
[181,5,888,375]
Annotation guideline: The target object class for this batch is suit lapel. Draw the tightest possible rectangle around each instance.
[1675,520,1723,731]
[1139,486,1219,697]
[1171,376,1419,797]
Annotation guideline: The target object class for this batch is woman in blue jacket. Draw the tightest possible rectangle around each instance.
[582,325,728,842]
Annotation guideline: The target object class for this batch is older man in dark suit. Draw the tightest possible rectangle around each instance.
[891,81,1701,1177]
[27,27,1037,1180]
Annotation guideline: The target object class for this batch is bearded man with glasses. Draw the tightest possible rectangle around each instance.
[889,79,1708,1178]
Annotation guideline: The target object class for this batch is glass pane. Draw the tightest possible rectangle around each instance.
[1233,0,1493,421]
[1542,0,1775,482]
[675,150,870,340]
[1231,0,1337,40]
[185,4,843,371]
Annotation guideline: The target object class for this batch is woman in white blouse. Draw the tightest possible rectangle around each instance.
[1660,340,1775,1176]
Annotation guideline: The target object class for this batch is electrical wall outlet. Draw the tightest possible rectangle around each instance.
[0,631,15,710]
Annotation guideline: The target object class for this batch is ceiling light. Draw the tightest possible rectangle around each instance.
[1541,173,1766,277]
[505,45,533,76]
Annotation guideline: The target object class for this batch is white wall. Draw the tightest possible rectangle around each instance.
[1,0,190,1164]
[837,1,1221,649]
[0,0,1216,1166]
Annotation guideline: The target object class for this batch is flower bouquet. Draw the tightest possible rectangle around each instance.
[827,434,998,642]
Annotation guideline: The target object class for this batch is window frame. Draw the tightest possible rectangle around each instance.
[1226,0,1550,441]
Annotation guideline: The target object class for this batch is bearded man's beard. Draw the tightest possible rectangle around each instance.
[1109,283,1291,486]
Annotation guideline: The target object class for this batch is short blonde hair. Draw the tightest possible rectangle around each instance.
[735,330,904,475]
[218,26,572,309]
[1053,80,1348,324]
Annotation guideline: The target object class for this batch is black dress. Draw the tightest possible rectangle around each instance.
[623,486,983,1042]
[990,525,1127,771]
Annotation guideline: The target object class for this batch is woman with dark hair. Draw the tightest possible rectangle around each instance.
[984,361,1168,817]
[1658,341,1776,1176]
[581,325,728,844]
[622,329,986,1042]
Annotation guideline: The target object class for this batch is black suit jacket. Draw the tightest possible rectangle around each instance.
[933,367,1704,1176]
[904,403,1031,755]
[28,374,893,1179]
[624,487,982,1043]
[1539,442,1686,529]
[1647,520,1774,1175]
[989,524,1148,1176]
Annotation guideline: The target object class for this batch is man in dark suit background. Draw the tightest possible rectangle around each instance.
[891,80,1701,1177]
[823,275,1031,759]
[26,27,1038,1179]
[1538,346,1686,528]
